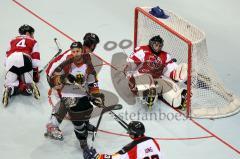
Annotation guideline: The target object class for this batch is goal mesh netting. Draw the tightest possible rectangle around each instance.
[134,7,240,118]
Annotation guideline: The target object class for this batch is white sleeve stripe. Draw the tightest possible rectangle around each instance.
[166,53,172,63]
[134,50,145,62]
[32,59,40,68]
[32,42,39,53]
[48,52,72,76]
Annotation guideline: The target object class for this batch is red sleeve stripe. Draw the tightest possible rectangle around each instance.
[31,52,40,60]
[127,145,137,159]
[131,56,142,66]
[152,139,160,151]
[45,49,70,76]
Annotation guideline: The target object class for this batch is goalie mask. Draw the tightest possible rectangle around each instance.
[19,24,35,36]
[149,35,164,55]
[83,33,100,52]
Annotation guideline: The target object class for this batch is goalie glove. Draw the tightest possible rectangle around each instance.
[91,93,105,107]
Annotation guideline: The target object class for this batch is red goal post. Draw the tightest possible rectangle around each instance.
[134,7,240,118]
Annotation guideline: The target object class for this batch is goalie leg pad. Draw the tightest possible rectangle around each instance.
[134,73,155,96]
[156,77,184,108]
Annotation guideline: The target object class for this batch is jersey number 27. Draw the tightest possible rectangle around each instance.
[143,154,159,159]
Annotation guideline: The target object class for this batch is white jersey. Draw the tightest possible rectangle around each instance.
[61,62,96,98]
[98,136,164,159]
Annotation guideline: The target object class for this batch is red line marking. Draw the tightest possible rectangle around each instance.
[12,0,118,71]
[12,0,240,154]
[99,130,213,141]
[12,0,75,42]
[93,63,109,68]
[172,107,240,154]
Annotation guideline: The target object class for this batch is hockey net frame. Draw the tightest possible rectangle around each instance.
[134,7,240,118]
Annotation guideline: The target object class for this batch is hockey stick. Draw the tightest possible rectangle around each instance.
[91,103,123,144]
[39,38,62,73]
[108,109,129,130]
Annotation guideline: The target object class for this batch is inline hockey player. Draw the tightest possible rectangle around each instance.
[2,24,40,107]
[45,33,100,141]
[83,121,164,159]
[45,41,104,149]
[125,35,187,109]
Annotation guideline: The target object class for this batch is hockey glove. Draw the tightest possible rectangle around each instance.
[91,93,105,107]
[33,67,40,83]
[67,74,76,83]
[83,147,99,159]
[48,73,65,89]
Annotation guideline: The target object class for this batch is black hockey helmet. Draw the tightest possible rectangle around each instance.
[70,41,83,49]
[127,121,145,138]
[83,33,100,51]
[149,35,164,55]
[18,24,35,35]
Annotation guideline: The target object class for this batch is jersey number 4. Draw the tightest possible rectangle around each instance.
[16,39,26,47]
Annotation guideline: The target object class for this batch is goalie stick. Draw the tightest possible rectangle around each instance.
[39,38,62,73]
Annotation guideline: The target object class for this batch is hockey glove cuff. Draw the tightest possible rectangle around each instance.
[91,93,105,107]
[33,67,40,83]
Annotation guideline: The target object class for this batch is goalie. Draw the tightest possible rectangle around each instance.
[125,35,187,109]
[2,24,40,107]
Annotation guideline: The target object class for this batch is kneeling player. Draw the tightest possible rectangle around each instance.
[45,41,104,149]
[2,24,40,107]
[125,35,187,109]
[83,121,164,159]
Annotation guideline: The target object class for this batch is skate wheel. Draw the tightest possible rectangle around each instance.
[44,132,64,141]
[32,83,40,99]
[2,91,9,107]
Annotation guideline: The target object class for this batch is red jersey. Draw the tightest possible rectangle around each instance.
[129,45,177,79]
[6,35,40,68]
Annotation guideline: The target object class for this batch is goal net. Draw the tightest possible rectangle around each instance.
[134,7,240,118]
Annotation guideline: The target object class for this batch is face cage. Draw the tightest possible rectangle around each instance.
[150,41,163,53]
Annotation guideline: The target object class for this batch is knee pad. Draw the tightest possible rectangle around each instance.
[134,74,155,96]
[73,121,88,140]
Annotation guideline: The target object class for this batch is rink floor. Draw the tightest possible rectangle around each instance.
[0,0,240,159]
